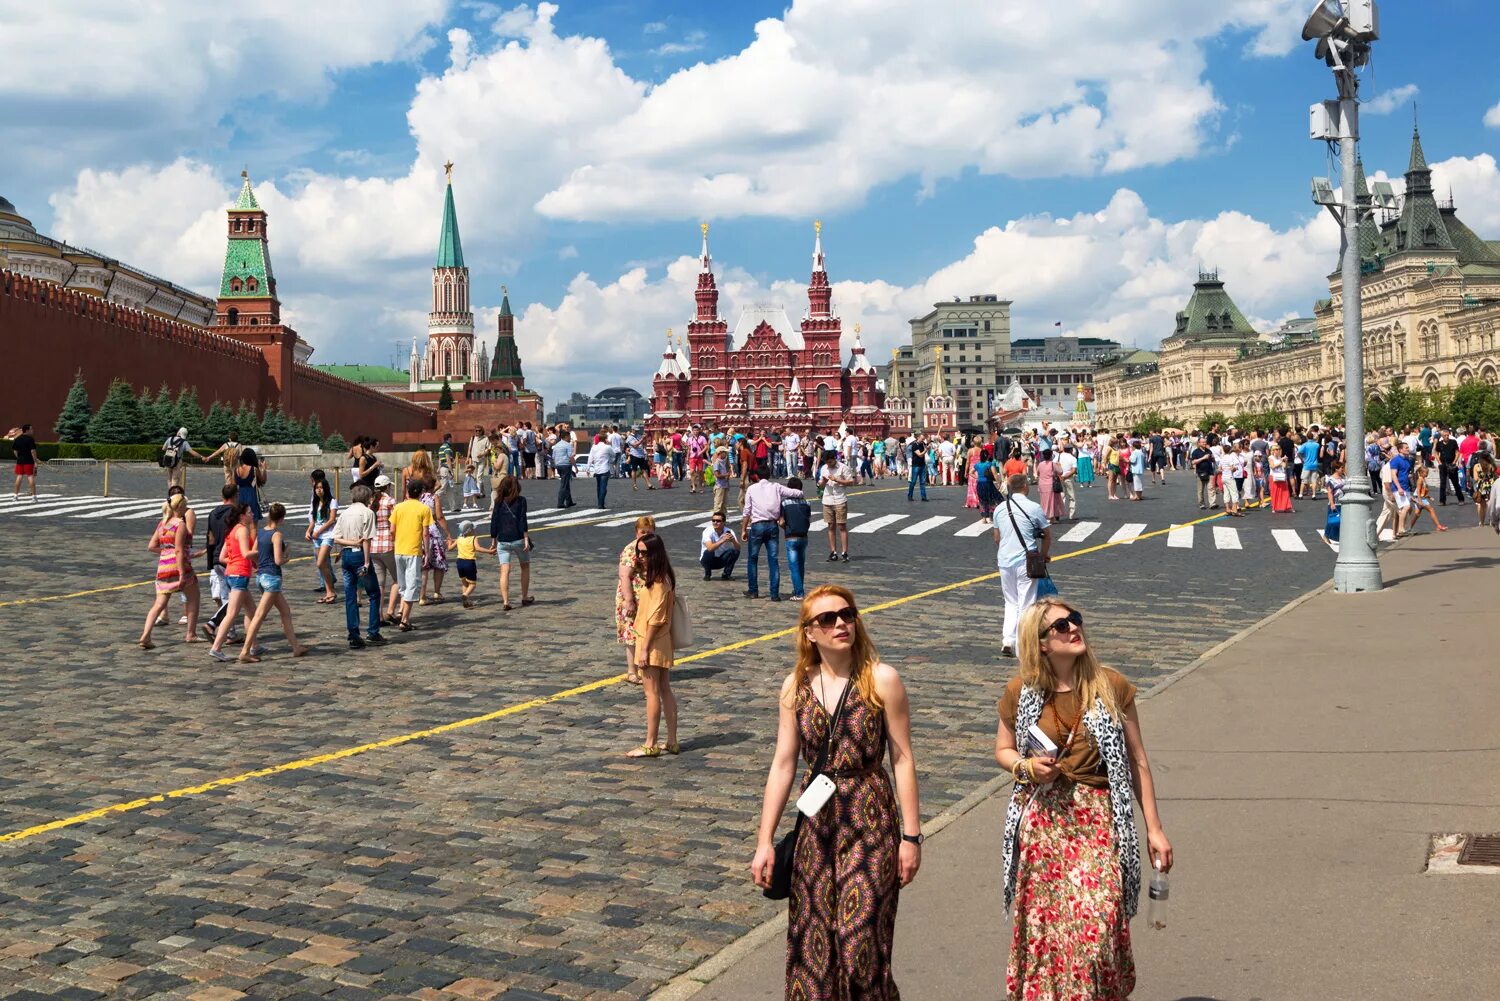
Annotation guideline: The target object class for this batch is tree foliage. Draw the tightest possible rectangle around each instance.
[86,379,146,444]
[235,401,263,443]
[323,432,348,453]
[1129,410,1169,434]
[1195,411,1231,432]
[1366,380,1431,431]
[175,388,205,440]
[438,378,455,411]
[203,400,236,444]
[53,372,93,443]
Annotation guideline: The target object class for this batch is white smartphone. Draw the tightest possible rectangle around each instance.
[795,774,837,817]
[1026,723,1059,758]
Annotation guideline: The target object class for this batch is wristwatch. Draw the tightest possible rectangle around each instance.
[901,833,924,845]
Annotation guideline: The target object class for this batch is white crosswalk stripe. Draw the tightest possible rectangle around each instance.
[652,510,715,528]
[0,493,60,505]
[955,519,993,537]
[809,511,867,532]
[1212,525,1242,550]
[1059,521,1101,544]
[550,509,647,528]
[1272,529,1307,552]
[112,500,222,520]
[898,515,955,535]
[4,495,128,516]
[850,514,908,534]
[1106,523,1147,544]
[1166,525,1194,548]
[16,497,157,518]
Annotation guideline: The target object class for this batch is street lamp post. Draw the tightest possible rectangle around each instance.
[1304,0,1383,593]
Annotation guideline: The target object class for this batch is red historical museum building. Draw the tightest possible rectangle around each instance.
[647,223,888,435]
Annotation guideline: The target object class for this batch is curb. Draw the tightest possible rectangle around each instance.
[649,573,1338,1000]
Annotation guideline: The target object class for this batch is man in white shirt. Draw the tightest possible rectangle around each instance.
[821,430,840,455]
[817,454,856,562]
[1056,446,1078,520]
[782,430,800,481]
[699,513,740,580]
[587,435,615,508]
[938,436,957,485]
[992,473,1051,658]
[606,426,624,477]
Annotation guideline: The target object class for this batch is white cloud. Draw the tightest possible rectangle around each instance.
[1363,83,1419,117]
[1485,101,1500,128]
[643,21,667,34]
[652,30,706,56]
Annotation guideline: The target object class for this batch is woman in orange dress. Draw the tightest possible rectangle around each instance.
[626,532,678,757]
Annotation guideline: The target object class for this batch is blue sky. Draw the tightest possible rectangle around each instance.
[4,1,1499,407]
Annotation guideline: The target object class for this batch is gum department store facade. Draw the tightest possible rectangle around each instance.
[1095,127,1500,430]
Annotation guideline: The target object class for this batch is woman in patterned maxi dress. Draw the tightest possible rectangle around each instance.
[751,585,924,1001]
[615,516,656,685]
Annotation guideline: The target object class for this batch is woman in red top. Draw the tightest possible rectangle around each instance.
[208,502,258,661]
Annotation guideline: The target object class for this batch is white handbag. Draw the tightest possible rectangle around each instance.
[670,592,694,649]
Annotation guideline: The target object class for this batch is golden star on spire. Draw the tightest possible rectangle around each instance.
[854,322,861,335]
[444,160,454,183]
[814,219,822,235]
[701,221,709,238]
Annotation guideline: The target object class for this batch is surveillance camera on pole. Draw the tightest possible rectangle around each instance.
[1304,0,1383,593]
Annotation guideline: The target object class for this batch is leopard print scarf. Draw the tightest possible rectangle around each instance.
[1000,684,1142,918]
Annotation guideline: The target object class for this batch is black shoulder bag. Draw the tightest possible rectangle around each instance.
[764,678,853,901]
[1004,495,1049,580]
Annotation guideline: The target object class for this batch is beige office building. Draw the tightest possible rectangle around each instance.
[1095,127,1500,430]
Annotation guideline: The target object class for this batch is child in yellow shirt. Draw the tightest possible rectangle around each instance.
[456,520,491,608]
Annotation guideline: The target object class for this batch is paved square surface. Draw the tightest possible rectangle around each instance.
[0,465,1341,999]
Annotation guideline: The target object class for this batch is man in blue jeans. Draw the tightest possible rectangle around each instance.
[780,477,812,599]
[332,484,384,649]
[587,435,614,508]
[740,470,800,601]
[908,433,929,501]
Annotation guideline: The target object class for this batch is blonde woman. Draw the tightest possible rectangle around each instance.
[138,492,194,648]
[615,516,656,685]
[995,598,1172,1000]
[626,532,678,758]
[751,585,922,1000]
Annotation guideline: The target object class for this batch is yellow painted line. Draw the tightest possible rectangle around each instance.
[0,555,316,609]
[0,502,1253,844]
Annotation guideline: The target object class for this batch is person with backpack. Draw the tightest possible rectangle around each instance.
[780,477,813,599]
[161,427,204,490]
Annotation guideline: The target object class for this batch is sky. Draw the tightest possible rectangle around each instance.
[4,0,1500,411]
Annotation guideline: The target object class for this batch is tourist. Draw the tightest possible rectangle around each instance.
[993,473,1051,659]
[232,446,266,522]
[1471,449,1496,526]
[356,437,383,490]
[161,483,200,629]
[1407,463,1449,534]
[1268,447,1295,514]
[489,474,533,610]
[1104,435,1122,501]
[237,502,310,661]
[501,425,519,476]
[817,449,855,563]
[1435,429,1465,505]
[462,462,481,510]
[160,426,204,490]
[1037,448,1063,522]
[370,475,400,626]
[453,520,485,608]
[390,480,433,632]
[198,484,238,639]
[588,434,614,508]
[1001,446,1028,499]
[964,438,982,509]
[202,436,242,487]
[305,474,339,603]
[780,477,812,600]
[1298,431,1323,499]
[1323,462,1345,549]
[1148,428,1168,485]
[926,435,940,483]
[625,426,650,490]
[5,424,41,501]
[750,585,922,998]
[1127,438,1147,501]
[1457,425,1481,495]
[551,429,576,508]
[207,502,257,661]
[468,425,491,481]
[625,532,679,758]
[997,598,1172,1001]
[1057,443,1078,520]
[700,512,740,581]
[1078,437,1096,490]
[138,492,195,649]
[333,483,384,649]
[1220,440,1245,517]
[907,433,929,502]
[742,471,800,600]
[520,421,538,479]
[616,515,656,686]
[974,445,1001,518]
[419,471,453,603]
[437,451,456,510]
[711,445,735,518]
[1389,440,1416,537]
[688,426,709,493]
[489,427,509,484]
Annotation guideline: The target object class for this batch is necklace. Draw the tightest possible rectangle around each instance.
[1049,691,1082,757]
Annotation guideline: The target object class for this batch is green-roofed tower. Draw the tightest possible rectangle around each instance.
[411,161,478,391]
[1391,124,1454,254]
[488,284,525,382]
[215,169,280,329]
[1165,270,1257,342]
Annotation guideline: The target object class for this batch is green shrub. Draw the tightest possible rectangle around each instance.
[87,443,166,461]
[323,432,348,453]
[54,373,93,443]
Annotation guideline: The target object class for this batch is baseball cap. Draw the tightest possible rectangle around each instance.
[374,474,393,488]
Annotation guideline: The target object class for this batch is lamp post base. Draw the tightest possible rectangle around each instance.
[1333,559,1384,593]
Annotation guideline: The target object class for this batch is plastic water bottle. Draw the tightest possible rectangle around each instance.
[1146,859,1169,931]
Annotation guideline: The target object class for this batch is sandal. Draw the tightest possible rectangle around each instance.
[503,603,513,611]
[238,653,260,663]
[293,646,312,657]
[627,674,643,685]
[663,742,680,755]
[317,595,337,604]
[521,596,535,606]
[626,745,662,758]
[138,639,155,650]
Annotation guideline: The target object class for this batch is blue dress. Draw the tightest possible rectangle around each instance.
[234,467,262,521]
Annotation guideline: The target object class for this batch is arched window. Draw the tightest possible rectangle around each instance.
[246,277,258,292]
[777,385,786,409]
[703,387,715,410]
[459,348,468,375]
[246,219,255,232]
[817,384,829,407]
[230,278,241,292]
[249,317,258,326]
[760,386,772,408]
[227,307,238,326]
[233,219,242,233]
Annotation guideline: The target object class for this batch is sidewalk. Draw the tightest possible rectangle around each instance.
[663,526,1500,1001]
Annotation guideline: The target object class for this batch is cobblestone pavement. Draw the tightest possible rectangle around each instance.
[0,470,1340,999]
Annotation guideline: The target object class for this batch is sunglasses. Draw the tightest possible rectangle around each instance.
[1040,609,1084,637]
[805,606,859,629]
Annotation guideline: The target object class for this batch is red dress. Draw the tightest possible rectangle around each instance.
[786,683,900,1000]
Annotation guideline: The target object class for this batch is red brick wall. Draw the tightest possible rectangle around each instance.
[0,270,433,443]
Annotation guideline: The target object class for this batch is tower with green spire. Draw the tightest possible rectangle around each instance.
[488,284,525,385]
[215,170,280,329]
[414,161,477,392]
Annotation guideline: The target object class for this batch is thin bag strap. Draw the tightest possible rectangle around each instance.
[1003,495,1038,557]
[786,677,854,840]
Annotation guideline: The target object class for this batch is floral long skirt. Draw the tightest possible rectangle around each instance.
[1008,781,1134,1001]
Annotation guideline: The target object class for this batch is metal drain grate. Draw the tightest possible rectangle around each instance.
[1457,834,1500,867]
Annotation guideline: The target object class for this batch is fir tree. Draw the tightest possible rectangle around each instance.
[136,385,156,434]
[305,413,323,445]
[261,405,288,444]
[53,372,93,443]
[175,387,205,440]
[323,432,348,454]
[236,401,264,443]
[87,379,145,444]
[284,413,308,444]
[153,382,179,439]
[203,401,236,444]
[438,378,454,411]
